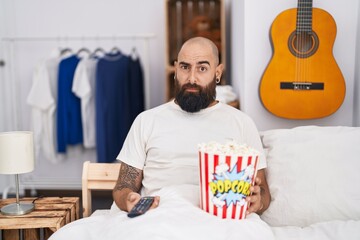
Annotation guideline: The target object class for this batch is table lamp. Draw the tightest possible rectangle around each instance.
[0,131,35,215]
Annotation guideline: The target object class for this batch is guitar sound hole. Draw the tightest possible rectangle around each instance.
[288,31,319,58]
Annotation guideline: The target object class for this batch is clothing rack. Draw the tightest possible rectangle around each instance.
[0,34,156,130]
[1,34,156,42]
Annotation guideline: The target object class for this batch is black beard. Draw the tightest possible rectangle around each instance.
[174,77,216,113]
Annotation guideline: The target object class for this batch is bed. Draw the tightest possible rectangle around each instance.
[49,126,360,240]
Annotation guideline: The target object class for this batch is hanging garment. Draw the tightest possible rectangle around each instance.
[57,55,83,153]
[72,57,98,149]
[128,57,145,122]
[96,52,132,163]
[27,55,65,163]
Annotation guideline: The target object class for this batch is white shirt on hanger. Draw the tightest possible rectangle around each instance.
[72,57,97,149]
[26,50,65,163]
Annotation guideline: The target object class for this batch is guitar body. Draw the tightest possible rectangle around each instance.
[260,8,346,119]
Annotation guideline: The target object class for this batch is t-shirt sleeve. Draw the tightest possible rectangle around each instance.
[72,60,91,98]
[27,62,54,110]
[116,114,146,170]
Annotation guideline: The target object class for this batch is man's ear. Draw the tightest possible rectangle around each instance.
[216,63,224,79]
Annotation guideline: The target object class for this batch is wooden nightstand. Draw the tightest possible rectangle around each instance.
[0,197,79,240]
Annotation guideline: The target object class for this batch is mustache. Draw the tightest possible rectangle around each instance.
[182,83,201,90]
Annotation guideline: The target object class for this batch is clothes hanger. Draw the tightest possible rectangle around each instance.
[60,47,73,56]
[76,47,91,57]
[131,47,138,60]
[90,47,106,58]
[110,46,121,55]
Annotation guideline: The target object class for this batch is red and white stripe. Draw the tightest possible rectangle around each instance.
[199,151,259,220]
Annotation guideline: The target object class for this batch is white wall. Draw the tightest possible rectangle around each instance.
[0,0,14,194]
[354,1,360,127]
[232,0,359,131]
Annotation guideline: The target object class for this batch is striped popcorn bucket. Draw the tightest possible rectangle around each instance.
[198,151,259,219]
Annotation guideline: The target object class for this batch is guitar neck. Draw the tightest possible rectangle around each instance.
[297,0,313,33]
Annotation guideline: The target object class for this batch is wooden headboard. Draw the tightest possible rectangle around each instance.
[81,161,121,217]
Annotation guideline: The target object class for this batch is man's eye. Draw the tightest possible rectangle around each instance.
[199,66,207,72]
[180,65,189,70]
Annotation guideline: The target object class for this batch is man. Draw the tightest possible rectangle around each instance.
[113,36,270,216]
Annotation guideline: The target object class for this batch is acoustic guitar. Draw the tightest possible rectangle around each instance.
[259,0,345,119]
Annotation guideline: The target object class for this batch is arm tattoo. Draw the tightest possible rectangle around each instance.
[114,163,142,193]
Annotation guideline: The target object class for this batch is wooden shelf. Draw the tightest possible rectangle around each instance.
[165,0,226,100]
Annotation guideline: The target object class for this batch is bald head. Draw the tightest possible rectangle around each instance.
[178,37,220,66]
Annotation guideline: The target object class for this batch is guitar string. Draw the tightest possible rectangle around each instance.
[299,0,311,87]
[304,0,314,86]
[302,0,306,87]
[296,0,301,86]
[300,0,308,86]
[304,0,312,86]
[297,0,302,87]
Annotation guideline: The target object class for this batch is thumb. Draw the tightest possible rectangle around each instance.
[128,193,137,202]
[126,192,141,212]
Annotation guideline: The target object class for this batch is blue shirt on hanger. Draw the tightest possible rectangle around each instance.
[129,57,145,122]
[57,55,83,153]
[96,51,132,163]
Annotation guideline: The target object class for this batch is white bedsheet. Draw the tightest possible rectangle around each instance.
[49,184,360,240]
[49,185,274,240]
[271,220,360,240]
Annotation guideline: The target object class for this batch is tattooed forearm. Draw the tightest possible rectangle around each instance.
[114,163,142,193]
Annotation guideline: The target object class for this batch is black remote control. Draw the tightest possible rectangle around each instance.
[127,196,155,218]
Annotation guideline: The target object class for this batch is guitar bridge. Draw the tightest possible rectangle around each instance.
[280,82,324,90]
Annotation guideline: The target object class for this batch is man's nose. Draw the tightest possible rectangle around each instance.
[188,69,197,84]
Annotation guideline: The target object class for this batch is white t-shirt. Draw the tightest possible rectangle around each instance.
[27,57,64,163]
[117,100,266,196]
[72,57,97,148]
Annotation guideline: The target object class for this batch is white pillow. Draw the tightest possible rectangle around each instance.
[260,126,360,227]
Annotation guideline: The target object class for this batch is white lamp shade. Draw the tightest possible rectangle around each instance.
[0,131,35,174]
